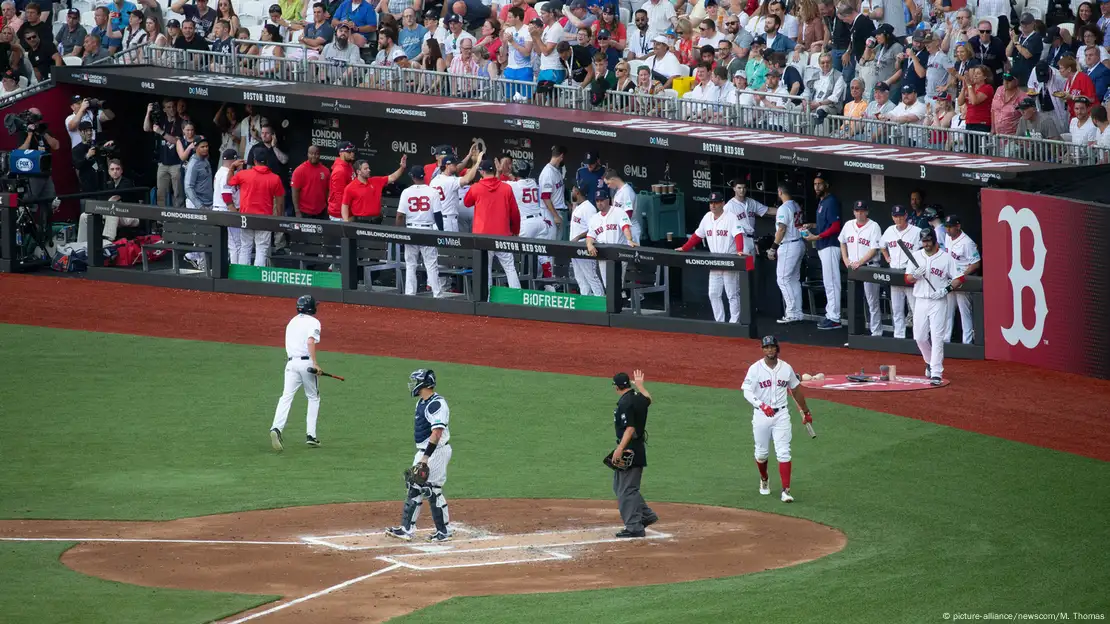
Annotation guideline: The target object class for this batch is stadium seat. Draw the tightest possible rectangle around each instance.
[63,56,83,66]
[620,7,629,23]
[1058,22,1073,37]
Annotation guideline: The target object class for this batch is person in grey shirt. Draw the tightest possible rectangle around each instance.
[860,23,903,97]
[875,0,908,38]
[861,81,897,140]
[321,22,364,82]
[79,34,111,64]
[56,9,88,56]
[1013,97,1063,140]
[184,136,214,209]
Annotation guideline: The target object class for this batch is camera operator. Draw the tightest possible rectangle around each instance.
[143,98,186,208]
[104,158,135,201]
[66,95,115,147]
[72,120,116,193]
[15,107,61,210]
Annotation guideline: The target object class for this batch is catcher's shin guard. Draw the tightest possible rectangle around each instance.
[401,485,424,530]
[427,485,450,534]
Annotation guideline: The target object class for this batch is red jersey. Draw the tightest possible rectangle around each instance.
[341,176,389,218]
[464,176,520,236]
[226,165,285,215]
[424,162,440,183]
[291,161,330,216]
[328,158,355,218]
[1064,71,1096,119]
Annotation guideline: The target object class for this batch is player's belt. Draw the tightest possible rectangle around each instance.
[287,356,310,361]
[524,214,540,219]
[783,239,801,244]
[417,443,450,452]
[408,224,436,229]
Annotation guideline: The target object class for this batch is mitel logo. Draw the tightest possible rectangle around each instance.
[437,237,463,247]
[140,81,156,90]
[392,141,419,154]
[189,86,209,96]
[998,205,1047,348]
[649,136,669,147]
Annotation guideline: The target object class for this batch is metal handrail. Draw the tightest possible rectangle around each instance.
[0,79,55,109]
[88,47,1109,166]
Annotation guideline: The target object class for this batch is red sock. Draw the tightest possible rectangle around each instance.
[756,460,768,480]
[542,262,553,278]
[779,461,792,490]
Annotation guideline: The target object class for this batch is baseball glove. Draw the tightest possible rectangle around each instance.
[603,449,635,471]
[404,463,430,486]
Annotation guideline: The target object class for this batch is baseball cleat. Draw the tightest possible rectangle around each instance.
[643,516,659,528]
[427,531,451,542]
[781,489,794,503]
[270,428,283,452]
[759,479,771,495]
[930,376,943,386]
[615,529,646,538]
[306,436,320,447]
[384,527,413,541]
[817,319,841,330]
[925,365,932,378]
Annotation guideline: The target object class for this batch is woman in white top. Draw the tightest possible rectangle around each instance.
[121,10,149,63]
[213,103,242,156]
[144,15,169,64]
[768,0,798,40]
[238,102,263,157]
[258,24,286,77]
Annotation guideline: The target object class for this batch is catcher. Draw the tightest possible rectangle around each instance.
[604,370,659,538]
[385,369,453,543]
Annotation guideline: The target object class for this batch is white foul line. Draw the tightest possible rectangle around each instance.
[0,537,305,546]
[218,563,402,624]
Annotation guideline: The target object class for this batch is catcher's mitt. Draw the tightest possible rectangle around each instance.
[404,463,430,486]
[603,449,635,471]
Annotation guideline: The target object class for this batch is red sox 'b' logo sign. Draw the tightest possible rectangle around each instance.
[998,206,1047,348]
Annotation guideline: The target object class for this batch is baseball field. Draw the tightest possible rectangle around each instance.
[1,273,1108,624]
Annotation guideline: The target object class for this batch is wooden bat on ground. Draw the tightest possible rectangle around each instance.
[897,239,936,292]
[307,367,344,381]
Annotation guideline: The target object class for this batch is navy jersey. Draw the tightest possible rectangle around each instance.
[814,194,842,251]
[414,392,451,446]
[575,165,605,201]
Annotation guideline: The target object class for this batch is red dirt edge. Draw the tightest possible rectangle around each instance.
[2,273,1107,461]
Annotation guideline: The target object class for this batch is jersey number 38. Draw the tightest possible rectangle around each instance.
[408,196,432,212]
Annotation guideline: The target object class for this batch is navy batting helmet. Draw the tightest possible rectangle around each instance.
[408,368,437,397]
[761,335,779,349]
[920,227,938,244]
[513,160,533,179]
[296,294,317,315]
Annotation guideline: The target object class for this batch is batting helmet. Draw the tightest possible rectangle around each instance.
[761,335,780,349]
[920,227,938,244]
[408,368,437,397]
[296,294,317,315]
[513,160,533,179]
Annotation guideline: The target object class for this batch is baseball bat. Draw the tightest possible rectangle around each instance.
[307,367,345,381]
[897,239,936,292]
[805,422,817,438]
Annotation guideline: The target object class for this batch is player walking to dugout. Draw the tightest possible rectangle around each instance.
[271,295,324,451]
[386,369,453,542]
[741,336,814,503]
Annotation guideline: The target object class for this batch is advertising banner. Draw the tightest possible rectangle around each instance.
[489,286,606,311]
[229,265,341,289]
[980,189,1110,379]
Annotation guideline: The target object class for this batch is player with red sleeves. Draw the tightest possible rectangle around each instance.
[803,172,843,330]
[341,156,407,224]
[676,191,748,323]
[291,145,329,219]
[327,141,357,222]
[226,148,286,266]
[741,335,814,503]
[464,158,522,289]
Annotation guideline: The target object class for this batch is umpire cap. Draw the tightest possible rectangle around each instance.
[761,335,779,349]
[296,294,317,315]
[613,372,631,389]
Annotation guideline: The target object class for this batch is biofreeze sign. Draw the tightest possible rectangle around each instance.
[490,287,605,311]
[229,265,340,289]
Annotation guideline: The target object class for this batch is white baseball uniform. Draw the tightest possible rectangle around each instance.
[725,195,769,255]
[944,232,980,345]
[430,173,462,232]
[586,207,632,288]
[271,313,322,439]
[690,210,745,323]
[212,165,242,264]
[839,218,883,337]
[774,200,805,321]
[881,223,922,339]
[611,182,640,244]
[398,184,443,297]
[907,248,958,378]
[539,162,567,237]
[741,357,798,464]
[510,177,555,282]
[569,199,604,296]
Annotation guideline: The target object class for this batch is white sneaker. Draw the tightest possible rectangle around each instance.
[759,479,770,495]
[781,489,794,503]
[543,285,556,292]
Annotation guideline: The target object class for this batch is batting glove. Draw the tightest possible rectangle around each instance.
[760,403,776,418]
[802,410,813,425]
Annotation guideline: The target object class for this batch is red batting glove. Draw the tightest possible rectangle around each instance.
[802,411,813,425]
[760,403,776,418]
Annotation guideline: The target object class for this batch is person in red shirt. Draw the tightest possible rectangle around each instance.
[327,141,357,221]
[291,145,330,219]
[1057,56,1096,119]
[341,156,407,223]
[464,158,522,289]
[226,148,286,266]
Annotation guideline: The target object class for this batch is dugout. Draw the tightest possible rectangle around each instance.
[19,64,1101,354]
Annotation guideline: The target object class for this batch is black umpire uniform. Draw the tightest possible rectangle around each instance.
[610,372,658,538]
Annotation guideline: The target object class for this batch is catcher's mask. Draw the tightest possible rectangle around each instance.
[296,294,317,315]
[408,368,437,397]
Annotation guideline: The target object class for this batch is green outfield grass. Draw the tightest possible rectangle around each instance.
[0,323,1107,624]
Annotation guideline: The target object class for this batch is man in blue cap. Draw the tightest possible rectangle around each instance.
[880,204,923,340]
[575,150,605,200]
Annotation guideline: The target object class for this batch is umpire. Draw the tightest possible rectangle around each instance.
[608,369,659,538]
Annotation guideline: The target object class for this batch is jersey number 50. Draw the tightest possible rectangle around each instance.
[521,188,538,203]
[408,196,431,212]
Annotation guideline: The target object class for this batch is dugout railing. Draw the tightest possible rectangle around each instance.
[76,200,758,338]
[845,266,985,360]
